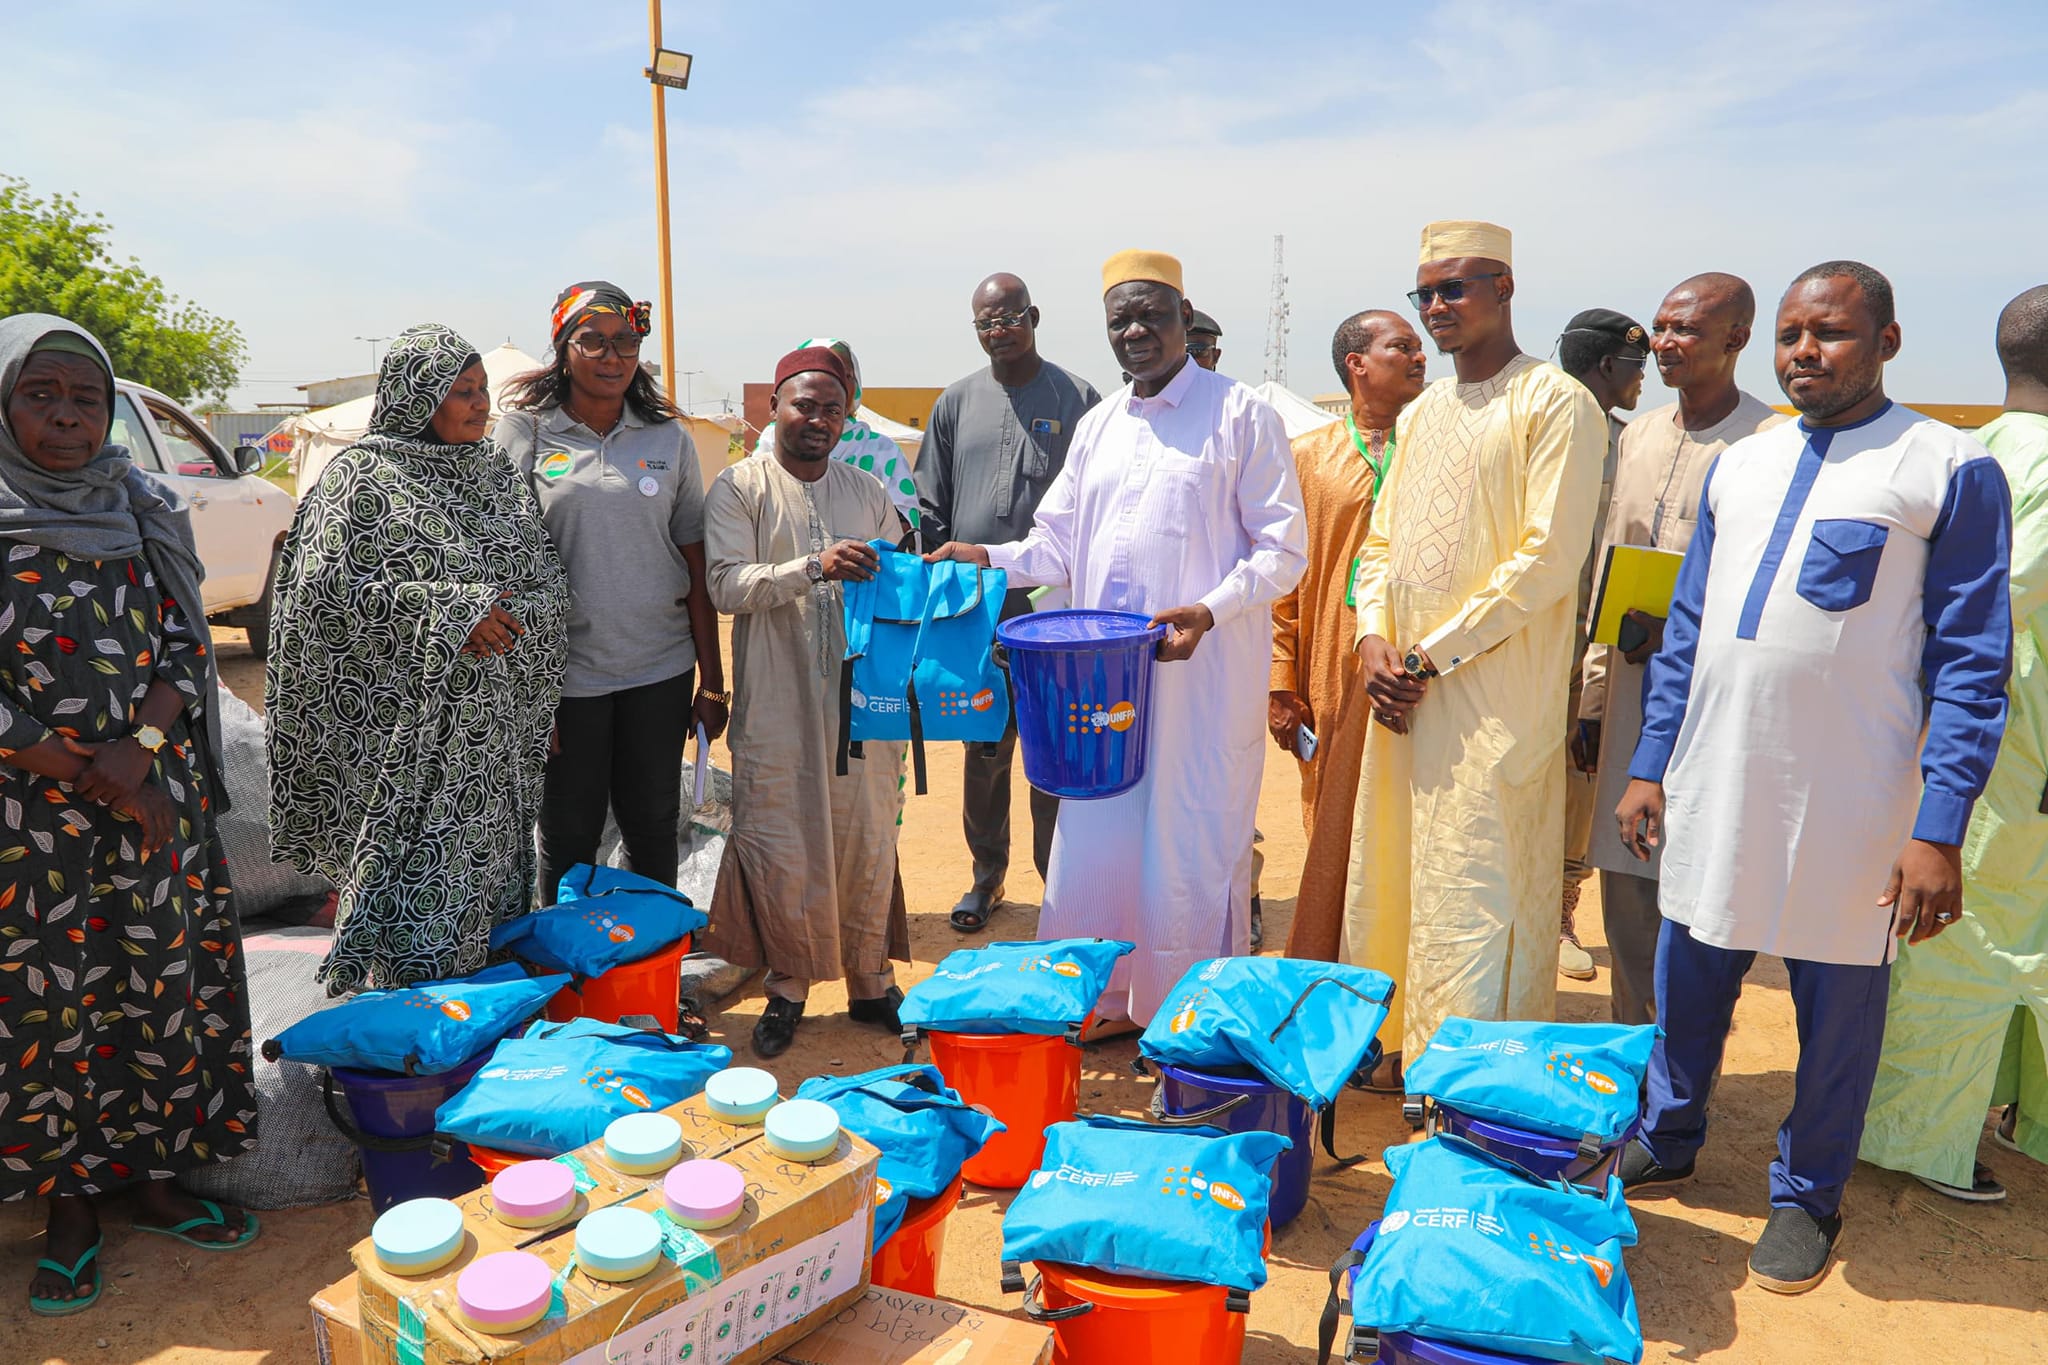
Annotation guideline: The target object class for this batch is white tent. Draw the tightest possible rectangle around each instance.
[857,405,924,465]
[1252,381,1341,440]
[280,343,544,486]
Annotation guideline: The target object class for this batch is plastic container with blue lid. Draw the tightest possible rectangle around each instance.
[604,1112,684,1175]
[705,1066,780,1125]
[576,1206,665,1283]
[371,1197,466,1275]
[763,1098,841,1163]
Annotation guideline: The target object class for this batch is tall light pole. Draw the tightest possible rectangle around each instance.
[678,369,704,413]
[644,5,692,405]
[354,335,390,370]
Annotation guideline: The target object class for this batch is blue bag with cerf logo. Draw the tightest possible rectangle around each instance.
[434,1017,732,1157]
[1139,958,1395,1110]
[489,863,708,978]
[999,1116,1290,1292]
[794,1065,1004,1248]
[268,961,570,1076]
[1348,1136,1643,1365]
[898,938,1136,1037]
[839,541,1008,794]
[1403,1019,1658,1147]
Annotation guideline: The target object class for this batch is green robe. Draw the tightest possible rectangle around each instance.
[1861,410,2048,1183]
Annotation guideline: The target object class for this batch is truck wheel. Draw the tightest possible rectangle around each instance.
[243,542,282,661]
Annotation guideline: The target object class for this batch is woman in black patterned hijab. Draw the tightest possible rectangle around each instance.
[266,323,570,992]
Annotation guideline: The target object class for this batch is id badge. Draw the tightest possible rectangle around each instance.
[1345,555,1363,608]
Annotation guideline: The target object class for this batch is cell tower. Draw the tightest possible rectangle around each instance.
[1263,234,1290,387]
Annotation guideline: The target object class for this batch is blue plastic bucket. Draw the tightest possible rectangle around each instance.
[998,610,1165,799]
[1342,1223,1555,1365]
[329,1051,489,1212]
[1155,1060,1314,1227]
[1430,1102,1636,1186]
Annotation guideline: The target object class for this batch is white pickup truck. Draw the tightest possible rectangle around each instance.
[108,379,296,658]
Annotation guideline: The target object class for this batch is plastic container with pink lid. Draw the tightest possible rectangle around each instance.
[663,1158,747,1230]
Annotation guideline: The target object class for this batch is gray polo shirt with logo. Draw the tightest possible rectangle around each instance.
[494,405,705,698]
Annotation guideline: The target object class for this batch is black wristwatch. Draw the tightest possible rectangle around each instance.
[1402,648,1439,680]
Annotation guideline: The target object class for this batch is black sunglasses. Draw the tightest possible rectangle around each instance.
[1186,340,1216,357]
[974,310,1031,334]
[1407,273,1506,310]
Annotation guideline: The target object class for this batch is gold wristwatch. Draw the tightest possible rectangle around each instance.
[132,724,168,753]
[697,689,730,706]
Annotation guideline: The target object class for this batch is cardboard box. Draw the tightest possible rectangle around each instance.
[770,1287,1055,1365]
[352,1090,879,1364]
[312,1273,365,1365]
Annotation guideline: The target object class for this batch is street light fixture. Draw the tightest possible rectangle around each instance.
[678,369,703,413]
[354,335,390,369]
[643,3,687,404]
[647,48,692,90]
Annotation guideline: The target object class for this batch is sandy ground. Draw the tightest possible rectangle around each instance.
[7,625,2046,1364]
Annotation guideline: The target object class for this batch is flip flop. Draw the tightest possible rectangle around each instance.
[1991,1106,2023,1154]
[29,1238,102,1317]
[1914,1162,2006,1203]
[131,1198,260,1251]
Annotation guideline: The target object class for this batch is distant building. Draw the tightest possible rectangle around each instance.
[1312,391,1348,415]
[300,373,378,409]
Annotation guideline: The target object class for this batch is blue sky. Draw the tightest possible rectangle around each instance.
[4,1,2046,414]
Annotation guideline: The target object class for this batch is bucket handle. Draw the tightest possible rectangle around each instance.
[1018,1273,1094,1323]
[1147,1082,1254,1127]
[319,1069,459,1162]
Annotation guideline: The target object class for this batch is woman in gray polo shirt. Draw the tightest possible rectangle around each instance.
[497,281,728,903]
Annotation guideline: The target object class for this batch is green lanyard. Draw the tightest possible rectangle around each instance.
[1346,413,1395,500]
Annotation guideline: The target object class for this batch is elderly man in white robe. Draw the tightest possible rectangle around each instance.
[928,249,1307,1030]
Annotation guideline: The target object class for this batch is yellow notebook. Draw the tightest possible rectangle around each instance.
[1590,545,1685,645]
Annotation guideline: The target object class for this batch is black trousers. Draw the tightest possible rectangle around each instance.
[537,670,694,905]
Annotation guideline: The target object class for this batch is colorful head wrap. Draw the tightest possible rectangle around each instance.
[368,324,484,441]
[773,346,853,397]
[550,281,652,346]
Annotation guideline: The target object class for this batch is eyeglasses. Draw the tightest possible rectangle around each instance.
[569,332,645,359]
[1605,353,1649,371]
[1186,340,1216,357]
[973,311,1031,334]
[1407,273,1506,310]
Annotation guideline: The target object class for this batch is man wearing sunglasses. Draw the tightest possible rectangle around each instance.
[915,273,1101,935]
[1553,308,1649,985]
[1343,220,1608,1077]
[928,249,1306,1034]
[1187,311,1224,371]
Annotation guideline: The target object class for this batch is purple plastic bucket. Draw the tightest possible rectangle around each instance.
[1344,1222,1556,1365]
[330,1050,489,1212]
[997,610,1164,799]
[1430,1103,1635,1185]
[1155,1060,1314,1228]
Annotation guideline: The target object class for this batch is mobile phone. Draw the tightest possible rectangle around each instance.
[1617,613,1650,655]
[1295,725,1318,762]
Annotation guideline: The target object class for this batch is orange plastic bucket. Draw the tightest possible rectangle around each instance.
[927,1029,1080,1188]
[543,934,691,1035]
[870,1175,962,1298]
[464,1143,527,1178]
[1032,1263,1247,1365]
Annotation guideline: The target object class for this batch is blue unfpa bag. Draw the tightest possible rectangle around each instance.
[1000,1116,1289,1292]
[839,541,1008,794]
[1348,1136,1643,1365]
[435,1017,732,1157]
[1404,1018,1658,1147]
[900,938,1135,1037]
[1139,957,1395,1109]
[491,863,708,979]
[795,1064,1004,1248]
[268,961,569,1076]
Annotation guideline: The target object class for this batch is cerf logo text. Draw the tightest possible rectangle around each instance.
[1065,699,1138,734]
[581,1067,652,1108]
[1379,1206,1509,1237]
[1160,1164,1243,1211]
[580,907,637,945]
[1546,1050,1618,1096]
[1043,1164,1137,1189]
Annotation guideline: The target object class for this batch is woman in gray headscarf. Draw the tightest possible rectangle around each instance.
[0,314,259,1316]
[267,323,569,994]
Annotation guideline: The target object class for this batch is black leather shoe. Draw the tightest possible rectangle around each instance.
[752,997,804,1059]
[1616,1139,1695,1192]
[848,986,905,1033]
[1249,895,1264,952]
[1748,1206,1842,1294]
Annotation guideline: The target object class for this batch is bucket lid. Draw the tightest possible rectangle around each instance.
[1436,1105,1582,1159]
[1381,1331,1560,1365]
[998,609,1164,649]
[1035,1260,1226,1305]
[1155,1059,1273,1090]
